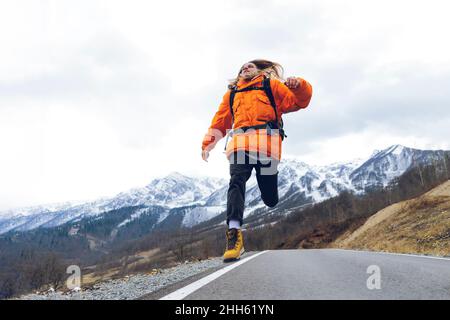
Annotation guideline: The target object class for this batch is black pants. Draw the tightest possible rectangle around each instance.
[226,151,279,226]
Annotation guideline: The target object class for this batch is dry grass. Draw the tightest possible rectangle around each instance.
[334,181,450,257]
[82,268,120,287]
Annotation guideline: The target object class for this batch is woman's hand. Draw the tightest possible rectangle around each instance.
[202,149,209,162]
[285,77,300,89]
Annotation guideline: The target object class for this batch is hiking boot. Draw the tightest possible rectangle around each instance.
[223,228,244,262]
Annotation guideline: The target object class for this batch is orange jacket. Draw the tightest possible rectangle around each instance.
[202,74,312,160]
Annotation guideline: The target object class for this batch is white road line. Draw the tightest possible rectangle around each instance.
[333,248,450,261]
[159,251,269,300]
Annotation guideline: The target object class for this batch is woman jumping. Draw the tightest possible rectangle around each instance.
[201,59,313,262]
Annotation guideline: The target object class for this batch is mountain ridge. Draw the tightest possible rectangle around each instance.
[0,144,449,235]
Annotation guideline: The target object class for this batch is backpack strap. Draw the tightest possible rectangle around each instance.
[262,78,287,140]
[262,77,279,125]
[229,89,236,123]
[228,77,287,140]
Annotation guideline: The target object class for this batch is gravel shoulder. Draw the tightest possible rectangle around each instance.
[16,257,224,300]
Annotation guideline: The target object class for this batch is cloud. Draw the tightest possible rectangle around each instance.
[1,0,450,210]
[285,62,450,154]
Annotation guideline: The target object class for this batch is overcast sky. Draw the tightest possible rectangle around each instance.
[1,0,450,211]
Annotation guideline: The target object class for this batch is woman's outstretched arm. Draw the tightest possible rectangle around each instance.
[201,90,233,154]
[272,77,313,114]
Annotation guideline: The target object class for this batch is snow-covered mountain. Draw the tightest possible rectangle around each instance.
[350,144,448,190]
[0,172,226,234]
[0,145,448,235]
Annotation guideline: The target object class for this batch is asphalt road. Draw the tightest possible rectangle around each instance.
[159,249,450,300]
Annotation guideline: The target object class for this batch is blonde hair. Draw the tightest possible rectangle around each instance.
[228,59,285,89]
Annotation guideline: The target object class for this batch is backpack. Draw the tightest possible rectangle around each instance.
[228,77,287,141]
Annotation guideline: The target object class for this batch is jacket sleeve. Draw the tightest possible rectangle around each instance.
[272,77,313,115]
[201,90,233,151]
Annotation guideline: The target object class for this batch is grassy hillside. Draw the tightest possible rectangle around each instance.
[333,181,450,257]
